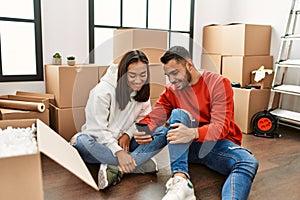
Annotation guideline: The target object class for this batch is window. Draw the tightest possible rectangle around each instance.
[90,0,195,65]
[0,0,43,82]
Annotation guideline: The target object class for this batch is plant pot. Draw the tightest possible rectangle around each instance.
[67,60,76,66]
[53,58,62,65]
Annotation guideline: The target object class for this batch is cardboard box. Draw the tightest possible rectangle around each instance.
[0,119,111,199]
[16,91,55,106]
[113,29,168,61]
[0,119,43,200]
[202,24,224,54]
[114,47,166,64]
[0,108,49,125]
[45,65,99,108]
[222,24,271,56]
[201,54,222,74]
[98,66,109,81]
[202,24,272,56]
[222,56,273,87]
[251,69,274,89]
[233,88,273,133]
[49,104,85,141]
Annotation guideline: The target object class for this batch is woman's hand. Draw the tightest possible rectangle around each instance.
[133,129,153,144]
[118,133,130,152]
[115,150,136,173]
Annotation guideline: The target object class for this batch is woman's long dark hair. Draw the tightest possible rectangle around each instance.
[116,50,150,110]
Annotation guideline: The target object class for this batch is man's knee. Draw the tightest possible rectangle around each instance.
[169,109,194,124]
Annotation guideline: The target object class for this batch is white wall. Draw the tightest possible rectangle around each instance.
[0,0,89,95]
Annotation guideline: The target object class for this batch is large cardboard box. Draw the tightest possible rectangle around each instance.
[49,104,85,141]
[222,24,271,56]
[45,65,99,108]
[0,119,113,199]
[222,56,273,87]
[202,24,272,56]
[201,54,222,74]
[113,29,168,61]
[202,25,224,54]
[114,47,166,64]
[233,88,273,133]
[0,119,43,200]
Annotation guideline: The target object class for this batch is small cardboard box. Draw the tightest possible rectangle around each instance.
[113,29,168,61]
[251,68,274,89]
[202,23,272,56]
[0,119,109,199]
[222,56,273,87]
[233,88,273,133]
[49,104,85,141]
[45,65,99,108]
[201,54,222,74]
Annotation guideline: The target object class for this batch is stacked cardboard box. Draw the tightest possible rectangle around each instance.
[113,29,168,105]
[45,64,102,141]
[201,23,275,133]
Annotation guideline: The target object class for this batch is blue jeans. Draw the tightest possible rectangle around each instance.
[165,109,259,200]
[71,126,167,168]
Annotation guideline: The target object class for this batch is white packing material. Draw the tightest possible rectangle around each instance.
[0,124,38,158]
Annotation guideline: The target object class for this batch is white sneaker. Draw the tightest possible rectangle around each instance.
[162,176,196,200]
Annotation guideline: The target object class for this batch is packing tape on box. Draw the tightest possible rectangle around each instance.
[0,99,46,112]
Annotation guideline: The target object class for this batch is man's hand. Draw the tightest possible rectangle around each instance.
[134,129,153,144]
[167,123,197,144]
[115,150,136,173]
[118,133,130,152]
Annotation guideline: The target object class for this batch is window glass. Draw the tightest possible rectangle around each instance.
[123,0,146,28]
[94,28,115,65]
[171,0,191,31]
[0,0,34,19]
[148,0,170,30]
[94,0,120,26]
[1,21,36,75]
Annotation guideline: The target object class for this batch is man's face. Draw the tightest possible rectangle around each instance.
[163,59,192,90]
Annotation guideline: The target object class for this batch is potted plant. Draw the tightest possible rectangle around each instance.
[67,56,76,66]
[52,52,62,65]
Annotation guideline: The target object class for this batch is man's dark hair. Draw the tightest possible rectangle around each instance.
[116,49,150,110]
[160,46,191,64]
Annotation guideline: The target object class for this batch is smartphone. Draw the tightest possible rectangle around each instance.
[135,122,151,135]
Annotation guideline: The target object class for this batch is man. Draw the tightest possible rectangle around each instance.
[134,46,259,200]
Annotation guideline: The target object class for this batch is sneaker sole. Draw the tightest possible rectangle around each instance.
[98,164,108,189]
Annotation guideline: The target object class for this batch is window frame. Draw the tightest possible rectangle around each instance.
[0,0,43,82]
[89,0,195,63]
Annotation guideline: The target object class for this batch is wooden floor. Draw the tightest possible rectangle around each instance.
[42,125,300,200]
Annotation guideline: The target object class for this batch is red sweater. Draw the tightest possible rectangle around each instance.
[141,70,242,145]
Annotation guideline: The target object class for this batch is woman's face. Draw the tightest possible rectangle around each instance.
[127,61,148,92]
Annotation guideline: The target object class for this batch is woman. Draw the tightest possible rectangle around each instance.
[71,50,167,190]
